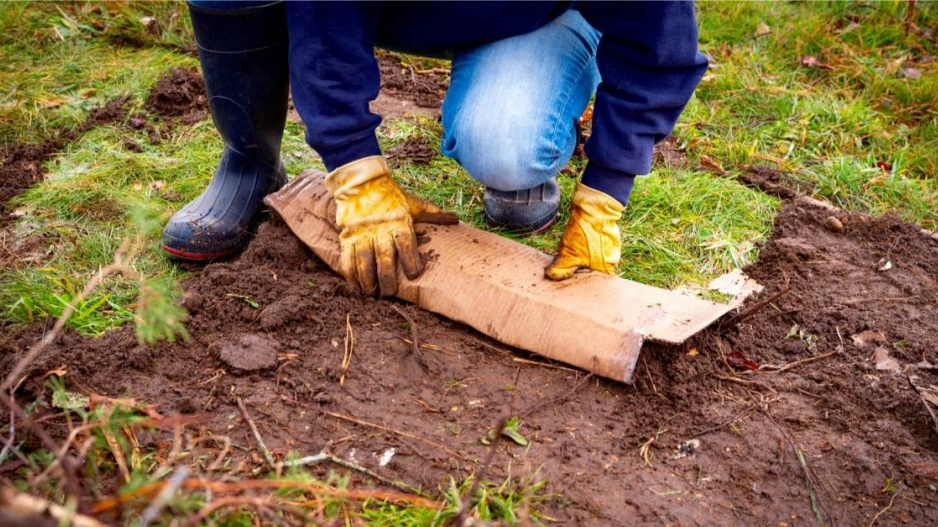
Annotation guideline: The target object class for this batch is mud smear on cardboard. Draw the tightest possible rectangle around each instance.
[0,96,131,225]
[3,193,938,523]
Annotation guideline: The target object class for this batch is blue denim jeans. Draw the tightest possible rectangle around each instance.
[440,10,601,192]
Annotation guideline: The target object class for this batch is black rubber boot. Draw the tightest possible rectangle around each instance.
[162,1,289,262]
[483,177,560,235]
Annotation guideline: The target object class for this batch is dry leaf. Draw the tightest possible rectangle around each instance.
[41,366,68,379]
[899,67,922,80]
[873,347,900,372]
[755,22,771,37]
[851,329,886,347]
[921,385,938,407]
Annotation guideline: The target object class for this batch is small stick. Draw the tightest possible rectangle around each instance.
[328,454,424,495]
[391,305,429,373]
[868,491,898,527]
[725,285,791,327]
[93,477,441,514]
[279,450,420,495]
[0,487,107,527]
[102,427,131,484]
[641,356,663,399]
[321,410,467,461]
[138,465,190,527]
[411,396,443,414]
[237,397,276,469]
[341,314,355,386]
[906,0,917,36]
[756,397,832,526]
[759,348,839,373]
[639,428,667,466]
[511,357,580,373]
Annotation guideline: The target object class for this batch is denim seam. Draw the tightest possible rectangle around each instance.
[544,53,596,175]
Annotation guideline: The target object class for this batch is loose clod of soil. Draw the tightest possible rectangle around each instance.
[386,136,439,167]
[144,66,207,124]
[0,96,131,224]
[3,192,938,524]
[217,333,280,372]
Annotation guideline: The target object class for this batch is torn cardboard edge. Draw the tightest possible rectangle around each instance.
[266,170,761,384]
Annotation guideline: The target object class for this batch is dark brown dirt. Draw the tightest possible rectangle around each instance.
[386,136,439,167]
[3,192,938,524]
[377,51,449,109]
[652,136,688,170]
[144,67,207,124]
[0,96,131,225]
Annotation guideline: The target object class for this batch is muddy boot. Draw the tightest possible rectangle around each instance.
[161,1,288,262]
[483,178,560,234]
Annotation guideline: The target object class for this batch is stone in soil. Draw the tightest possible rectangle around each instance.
[218,334,280,372]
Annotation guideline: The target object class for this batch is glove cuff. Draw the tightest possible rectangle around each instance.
[573,182,626,217]
[326,155,390,200]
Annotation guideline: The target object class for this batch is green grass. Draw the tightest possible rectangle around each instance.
[2,2,938,522]
[687,0,938,227]
[4,0,937,333]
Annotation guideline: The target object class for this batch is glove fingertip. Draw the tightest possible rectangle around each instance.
[544,265,574,281]
[393,230,424,280]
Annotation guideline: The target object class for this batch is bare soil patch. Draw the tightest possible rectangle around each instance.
[0,96,131,225]
[386,136,439,167]
[144,66,207,124]
[377,51,449,111]
[3,189,938,524]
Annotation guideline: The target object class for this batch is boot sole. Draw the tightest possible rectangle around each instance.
[484,212,558,236]
[162,243,234,262]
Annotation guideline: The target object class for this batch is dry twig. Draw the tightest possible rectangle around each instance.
[322,410,467,461]
[138,466,190,527]
[868,491,898,527]
[341,313,355,385]
[237,397,276,469]
[93,477,441,514]
[639,428,667,466]
[759,348,840,373]
[392,305,430,372]
[724,285,791,327]
[0,486,107,527]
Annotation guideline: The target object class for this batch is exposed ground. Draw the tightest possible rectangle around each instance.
[2,1,938,525]
[3,185,938,525]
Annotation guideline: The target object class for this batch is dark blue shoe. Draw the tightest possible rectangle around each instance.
[162,1,288,262]
[483,178,560,235]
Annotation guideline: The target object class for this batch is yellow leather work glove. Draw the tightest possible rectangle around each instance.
[544,182,625,281]
[327,156,452,297]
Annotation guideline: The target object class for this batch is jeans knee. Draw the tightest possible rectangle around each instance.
[442,117,572,191]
